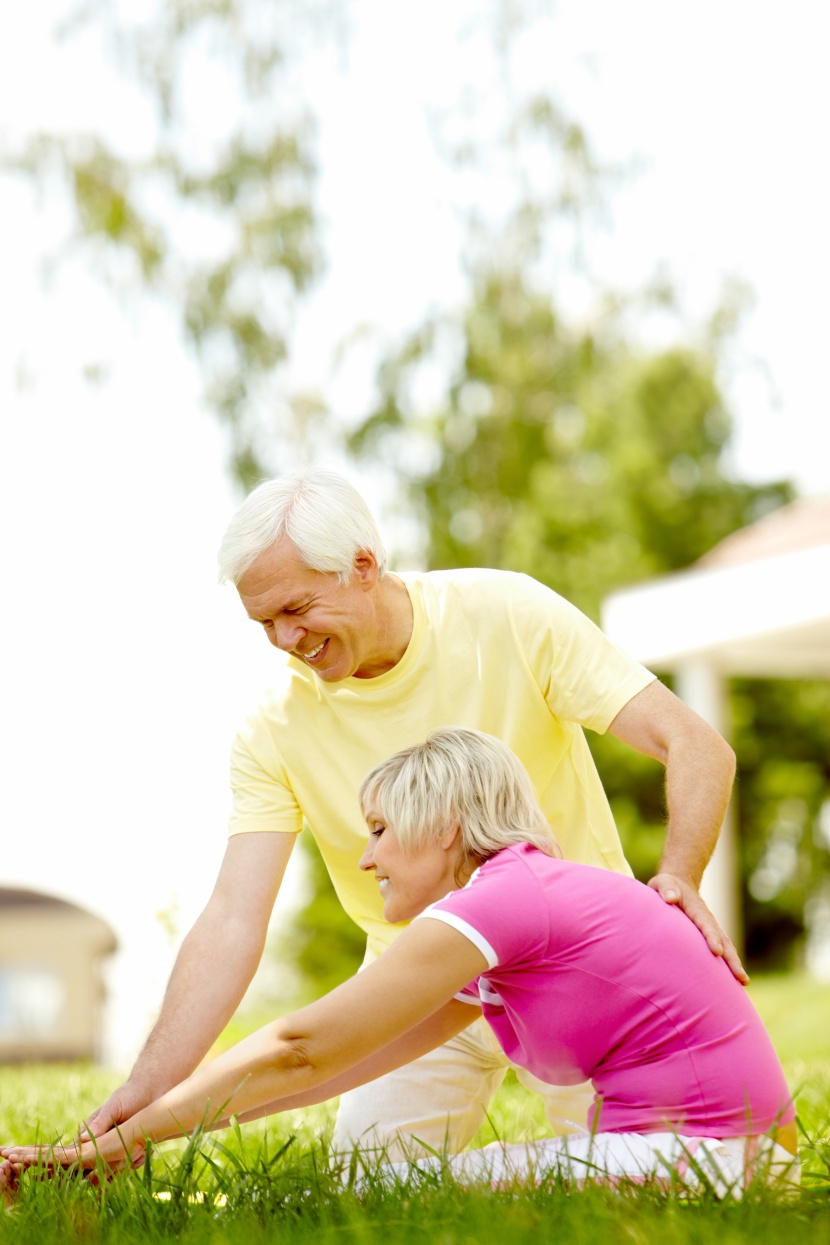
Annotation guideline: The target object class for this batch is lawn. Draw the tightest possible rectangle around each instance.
[1,972,828,1243]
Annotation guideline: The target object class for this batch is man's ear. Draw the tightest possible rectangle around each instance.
[353,549,380,589]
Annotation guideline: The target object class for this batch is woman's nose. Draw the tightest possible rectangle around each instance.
[358,840,375,871]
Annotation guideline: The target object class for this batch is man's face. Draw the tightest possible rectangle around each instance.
[236,536,383,682]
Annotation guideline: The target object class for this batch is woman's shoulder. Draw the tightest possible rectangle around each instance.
[459,845,558,923]
[425,846,553,967]
[473,842,562,881]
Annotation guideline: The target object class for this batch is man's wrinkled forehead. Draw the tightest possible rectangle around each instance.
[237,540,320,608]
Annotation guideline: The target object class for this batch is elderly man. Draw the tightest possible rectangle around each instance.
[85,468,739,1160]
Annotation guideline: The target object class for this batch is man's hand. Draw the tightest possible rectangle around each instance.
[79,1081,151,1142]
[649,872,749,984]
[0,1089,146,1196]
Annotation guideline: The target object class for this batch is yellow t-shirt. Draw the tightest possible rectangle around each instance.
[229,568,655,958]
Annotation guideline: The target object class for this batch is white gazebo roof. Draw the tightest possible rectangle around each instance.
[602,497,830,678]
[602,496,830,941]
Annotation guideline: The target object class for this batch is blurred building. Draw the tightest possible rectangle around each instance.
[0,888,117,1063]
[603,496,830,947]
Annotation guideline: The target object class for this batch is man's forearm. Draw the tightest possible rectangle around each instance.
[82,833,295,1133]
[658,725,736,888]
[126,905,267,1102]
[608,679,737,889]
[608,680,744,978]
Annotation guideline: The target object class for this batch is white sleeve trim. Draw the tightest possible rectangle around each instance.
[415,911,499,968]
[453,990,483,1006]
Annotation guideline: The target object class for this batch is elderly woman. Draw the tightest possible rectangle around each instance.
[1,729,797,1194]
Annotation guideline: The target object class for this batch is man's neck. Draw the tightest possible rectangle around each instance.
[355,574,414,678]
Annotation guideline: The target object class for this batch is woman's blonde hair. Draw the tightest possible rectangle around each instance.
[359,728,561,872]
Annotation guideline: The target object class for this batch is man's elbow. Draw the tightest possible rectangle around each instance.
[671,718,736,786]
[711,729,737,782]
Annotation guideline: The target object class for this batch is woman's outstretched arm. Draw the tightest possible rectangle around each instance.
[1,920,485,1171]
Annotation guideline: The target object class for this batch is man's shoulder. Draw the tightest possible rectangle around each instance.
[398,568,581,641]
[399,568,531,627]
[400,566,540,600]
[412,567,580,618]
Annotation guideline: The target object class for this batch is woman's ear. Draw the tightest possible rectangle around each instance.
[439,821,462,852]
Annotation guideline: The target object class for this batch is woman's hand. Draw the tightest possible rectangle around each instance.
[0,1123,146,1177]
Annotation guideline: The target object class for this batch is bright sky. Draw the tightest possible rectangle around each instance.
[1,0,828,1066]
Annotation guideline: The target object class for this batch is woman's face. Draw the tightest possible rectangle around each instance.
[359,804,463,924]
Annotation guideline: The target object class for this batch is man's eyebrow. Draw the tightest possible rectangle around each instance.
[247,597,307,621]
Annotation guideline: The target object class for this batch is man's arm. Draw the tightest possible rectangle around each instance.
[607,679,746,982]
[84,831,296,1137]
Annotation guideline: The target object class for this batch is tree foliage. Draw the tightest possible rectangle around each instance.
[354,269,789,620]
[9,2,826,988]
[733,678,830,968]
[272,831,367,1007]
[4,0,334,484]
[335,15,828,967]
[347,254,830,968]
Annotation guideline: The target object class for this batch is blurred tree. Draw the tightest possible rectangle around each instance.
[3,0,338,485]
[734,679,830,969]
[355,273,789,621]
[9,1,824,992]
[329,7,828,978]
[348,254,795,910]
[278,830,367,1005]
[347,262,830,970]
[4,0,357,1008]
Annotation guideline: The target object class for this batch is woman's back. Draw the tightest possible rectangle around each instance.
[419,843,793,1138]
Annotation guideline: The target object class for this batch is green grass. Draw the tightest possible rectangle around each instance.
[1,972,828,1243]
[745,972,830,1064]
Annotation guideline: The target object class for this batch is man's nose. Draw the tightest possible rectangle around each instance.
[270,619,305,651]
[358,840,375,871]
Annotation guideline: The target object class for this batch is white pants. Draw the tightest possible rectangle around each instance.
[374,1133,801,1199]
[332,1015,594,1163]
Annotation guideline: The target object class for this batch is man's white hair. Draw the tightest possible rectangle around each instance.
[217,467,388,585]
[360,728,561,874]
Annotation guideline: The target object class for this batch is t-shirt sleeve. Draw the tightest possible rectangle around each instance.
[228,725,303,837]
[414,852,549,971]
[506,573,655,734]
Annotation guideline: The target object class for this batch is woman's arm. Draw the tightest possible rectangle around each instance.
[1,920,485,1170]
[233,995,480,1123]
[123,999,480,1138]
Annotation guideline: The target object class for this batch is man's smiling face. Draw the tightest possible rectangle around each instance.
[236,535,388,682]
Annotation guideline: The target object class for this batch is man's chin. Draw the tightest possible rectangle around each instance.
[301,641,347,680]
[312,662,349,683]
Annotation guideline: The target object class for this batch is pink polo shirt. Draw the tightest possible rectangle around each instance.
[417,844,794,1138]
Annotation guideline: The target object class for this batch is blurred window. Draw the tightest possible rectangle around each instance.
[0,966,65,1038]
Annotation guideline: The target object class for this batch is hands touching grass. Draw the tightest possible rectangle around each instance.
[1,1120,147,1183]
[0,1077,156,1193]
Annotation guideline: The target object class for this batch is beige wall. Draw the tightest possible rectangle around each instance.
[0,906,116,1062]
